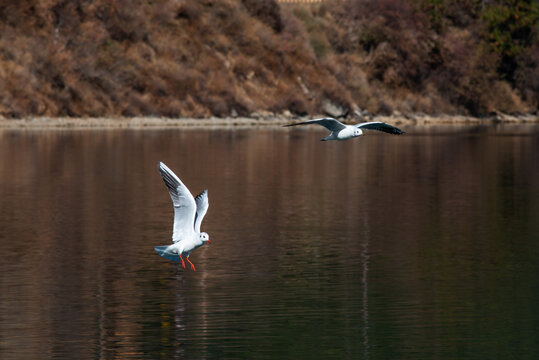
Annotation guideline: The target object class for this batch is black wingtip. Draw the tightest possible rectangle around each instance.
[157,162,180,193]
[196,189,208,199]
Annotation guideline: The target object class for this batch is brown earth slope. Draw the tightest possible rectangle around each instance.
[0,0,537,118]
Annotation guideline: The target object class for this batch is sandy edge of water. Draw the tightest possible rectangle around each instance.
[0,113,537,129]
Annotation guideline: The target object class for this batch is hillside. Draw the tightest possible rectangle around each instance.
[0,0,538,118]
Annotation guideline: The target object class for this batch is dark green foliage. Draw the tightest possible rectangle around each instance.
[483,0,539,80]
[420,0,447,32]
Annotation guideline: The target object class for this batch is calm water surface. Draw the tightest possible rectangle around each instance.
[0,125,538,359]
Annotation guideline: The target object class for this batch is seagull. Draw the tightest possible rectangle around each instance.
[154,162,210,271]
[284,117,404,141]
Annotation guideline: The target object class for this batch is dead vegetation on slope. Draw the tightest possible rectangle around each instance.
[0,0,537,118]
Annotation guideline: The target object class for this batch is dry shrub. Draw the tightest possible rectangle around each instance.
[367,41,400,84]
[182,95,212,118]
[0,1,53,30]
[368,95,393,115]
[78,19,110,50]
[231,33,276,85]
[209,0,249,38]
[205,81,253,117]
[302,64,353,113]
[175,1,203,24]
[167,68,203,100]
[96,0,150,42]
[450,52,502,115]
[442,0,481,27]
[270,82,310,116]
[96,39,124,67]
[322,19,351,54]
[199,66,254,117]
[1,0,536,118]
[241,0,283,33]
[125,42,156,64]
[234,26,266,57]
[121,91,157,116]
[66,81,112,117]
[157,98,183,118]
[51,1,86,36]
[430,28,511,114]
[152,59,203,100]
[309,30,331,59]
[331,55,371,107]
[279,9,314,62]
[515,41,539,108]
[151,0,181,25]
[406,84,455,114]
[486,81,524,114]
[290,5,333,59]
[0,56,51,117]
[205,96,229,117]
[359,18,390,53]
[280,7,305,38]
[0,34,76,116]
[232,54,257,80]
[210,33,233,54]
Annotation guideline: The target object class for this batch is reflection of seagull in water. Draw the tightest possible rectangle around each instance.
[284,117,404,141]
[154,162,210,271]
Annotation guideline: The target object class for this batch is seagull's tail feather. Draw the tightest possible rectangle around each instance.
[154,246,181,262]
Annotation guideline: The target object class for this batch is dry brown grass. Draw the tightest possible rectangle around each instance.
[0,0,537,118]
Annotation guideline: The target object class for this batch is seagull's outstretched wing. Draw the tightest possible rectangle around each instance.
[194,190,209,233]
[284,118,346,131]
[355,121,404,135]
[158,162,197,243]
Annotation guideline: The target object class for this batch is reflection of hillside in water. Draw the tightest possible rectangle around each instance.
[0,126,538,358]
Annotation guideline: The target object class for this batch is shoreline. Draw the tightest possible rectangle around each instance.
[0,113,537,129]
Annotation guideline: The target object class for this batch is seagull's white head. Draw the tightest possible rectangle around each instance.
[354,128,364,137]
[199,232,210,243]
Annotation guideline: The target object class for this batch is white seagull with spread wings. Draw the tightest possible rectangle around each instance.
[154,162,210,271]
[285,117,404,141]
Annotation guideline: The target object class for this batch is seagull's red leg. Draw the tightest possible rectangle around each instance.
[186,256,196,271]
[179,254,186,269]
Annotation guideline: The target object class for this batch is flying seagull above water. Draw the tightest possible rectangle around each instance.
[154,162,210,271]
[284,117,404,141]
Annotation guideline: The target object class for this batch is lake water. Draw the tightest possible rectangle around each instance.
[0,125,538,359]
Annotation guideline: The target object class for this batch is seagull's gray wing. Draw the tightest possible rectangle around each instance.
[158,162,197,243]
[284,118,346,131]
[194,190,209,233]
[355,121,404,135]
